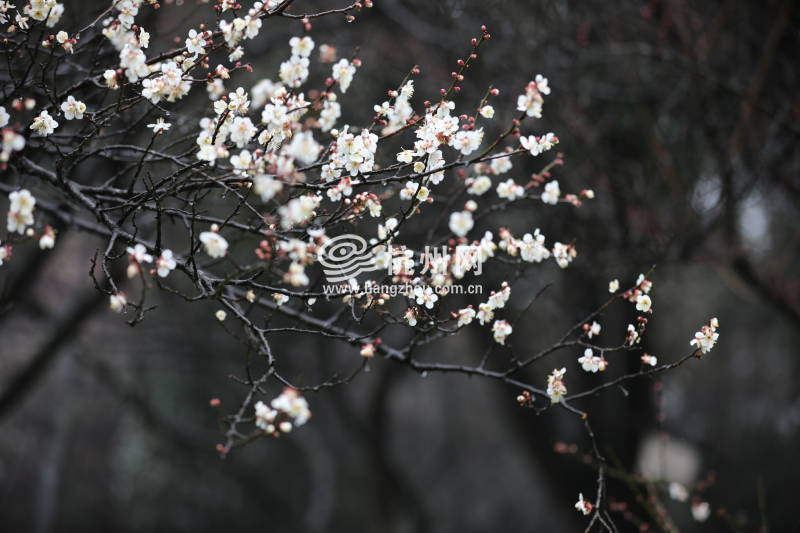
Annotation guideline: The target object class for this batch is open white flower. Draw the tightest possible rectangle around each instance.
[270,388,311,426]
[200,231,229,258]
[492,320,512,345]
[30,110,58,136]
[156,249,177,277]
[578,348,607,373]
[520,132,558,156]
[289,36,315,57]
[540,180,560,205]
[635,294,652,312]
[457,307,476,327]
[414,286,438,309]
[60,96,86,120]
[449,210,474,237]
[126,243,153,264]
[0,106,10,128]
[147,117,171,134]
[331,58,356,93]
[185,29,206,56]
[690,318,719,354]
[496,178,524,201]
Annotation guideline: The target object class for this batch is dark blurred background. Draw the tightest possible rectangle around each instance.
[1,0,799,531]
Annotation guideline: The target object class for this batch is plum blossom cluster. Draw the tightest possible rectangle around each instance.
[690,317,720,355]
[6,188,35,234]
[0,5,720,523]
[254,388,311,436]
[457,282,514,344]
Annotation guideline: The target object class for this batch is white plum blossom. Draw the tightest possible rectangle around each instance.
[404,308,418,326]
[30,110,58,136]
[319,94,341,131]
[541,180,561,205]
[626,324,639,345]
[9,188,35,215]
[400,181,429,202]
[552,242,576,268]
[127,243,153,264]
[636,294,652,313]
[641,354,657,366]
[39,226,56,250]
[517,78,548,118]
[574,493,592,515]
[286,131,321,165]
[56,30,77,54]
[230,150,253,171]
[7,189,35,234]
[449,211,474,237]
[330,126,378,176]
[457,307,476,327]
[109,293,127,313]
[253,175,283,202]
[496,178,525,201]
[690,317,719,354]
[691,502,711,522]
[487,283,511,309]
[535,74,551,95]
[280,55,310,88]
[397,149,415,163]
[0,106,9,128]
[585,321,601,339]
[185,29,206,56]
[254,400,278,432]
[578,348,607,373]
[289,36,315,57]
[520,132,558,156]
[270,388,311,426]
[141,61,192,104]
[215,310,227,321]
[414,286,438,309]
[331,58,356,93]
[200,231,229,258]
[229,117,257,148]
[156,250,177,277]
[119,44,148,82]
[519,229,550,263]
[547,367,567,403]
[479,105,494,118]
[608,279,620,293]
[147,118,171,134]
[450,128,483,155]
[490,155,513,174]
[476,302,494,325]
[60,96,86,120]
[284,262,309,287]
[492,320,512,345]
[467,175,492,195]
[103,70,119,89]
[278,195,321,228]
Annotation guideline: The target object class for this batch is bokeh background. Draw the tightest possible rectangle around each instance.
[1,0,799,532]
